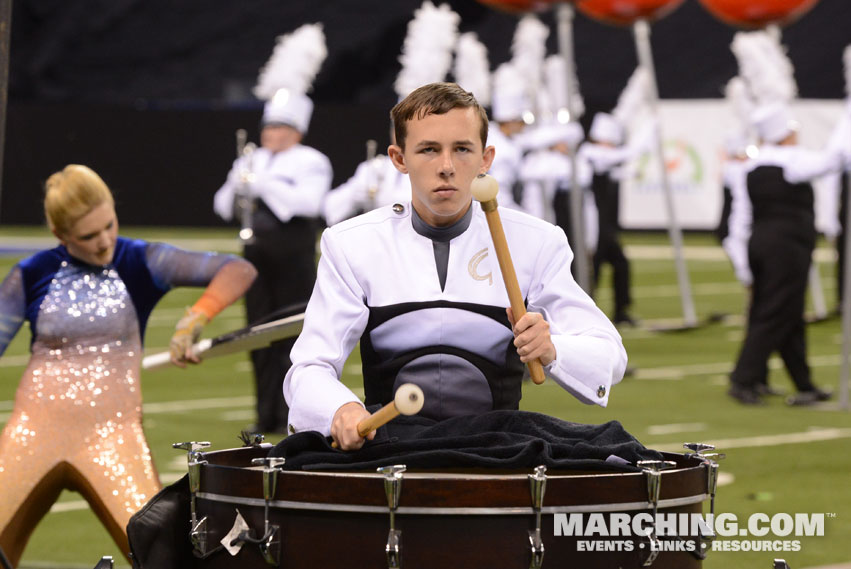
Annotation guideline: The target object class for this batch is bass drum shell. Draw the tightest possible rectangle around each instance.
[194,445,710,568]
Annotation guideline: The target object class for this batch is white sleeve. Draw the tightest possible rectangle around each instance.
[284,229,370,435]
[722,165,753,286]
[783,147,842,185]
[526,225,627,406]
[323,161,371,226]
[820,172,842,239]
[255,152,333,222]
[213,160,242,221]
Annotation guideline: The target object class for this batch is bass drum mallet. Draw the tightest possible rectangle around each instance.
[471,173,546,385]
[332,383,425,448]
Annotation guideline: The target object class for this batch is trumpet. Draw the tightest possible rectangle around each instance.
[234,129,257,245]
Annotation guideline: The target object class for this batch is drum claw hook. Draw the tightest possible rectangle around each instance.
[173,441,211,557]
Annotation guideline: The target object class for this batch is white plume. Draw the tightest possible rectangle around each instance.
[543,54,584,122]
[612,67,650,125]
[254,23,327,101]
[844,44,851,98]
[730,30,797,106]
[394,1,461,99]
[454,32,491,106]
[511,14,549,108]
[724,76,755,126]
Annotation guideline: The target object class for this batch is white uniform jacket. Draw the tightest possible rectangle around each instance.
[214,145,332,223]
[723,144,842,286]
[323,155,411,226]
[284,201,628,436]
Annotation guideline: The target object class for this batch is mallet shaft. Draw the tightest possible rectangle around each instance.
[480,202,546,385]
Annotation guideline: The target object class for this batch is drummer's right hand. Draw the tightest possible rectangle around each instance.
[331,402,375,451]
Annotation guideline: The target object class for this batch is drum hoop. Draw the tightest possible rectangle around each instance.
[196,491,709,516]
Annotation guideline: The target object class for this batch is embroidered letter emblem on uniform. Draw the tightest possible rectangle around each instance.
[468,248,492,285]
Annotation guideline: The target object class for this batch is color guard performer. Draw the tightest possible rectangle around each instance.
[284,83,627,450]
[214,24,332,433]
[0,165,256,564]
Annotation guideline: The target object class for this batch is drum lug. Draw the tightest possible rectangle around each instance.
[637,460,677,567]
[173,441,211,557]
[252,457,287,566]
[378,465,406,569]
[527,465,547,569]
[683,442,726,505]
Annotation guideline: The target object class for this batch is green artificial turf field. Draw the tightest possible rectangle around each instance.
[1,227,848,569]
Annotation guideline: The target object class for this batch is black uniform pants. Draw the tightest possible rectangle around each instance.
[731,228,815,393]
[243,208,317,431]
[593,226,631,317]
[836,172,848,306]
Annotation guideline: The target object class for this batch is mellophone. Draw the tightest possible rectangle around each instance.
[173,440,722,568]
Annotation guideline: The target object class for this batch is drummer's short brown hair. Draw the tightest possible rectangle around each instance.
[391,82,489,150]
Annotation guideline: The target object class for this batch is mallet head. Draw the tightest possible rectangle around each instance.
[470,173,499,203]
[394,383,425,416]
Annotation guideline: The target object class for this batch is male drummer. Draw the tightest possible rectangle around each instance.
[284,82,627,450]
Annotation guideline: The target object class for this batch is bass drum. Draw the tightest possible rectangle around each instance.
[193,445,711,568]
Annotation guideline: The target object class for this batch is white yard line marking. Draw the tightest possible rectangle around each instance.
[646,422,707,436]
[142,395,254,414]
[653,427,851,452]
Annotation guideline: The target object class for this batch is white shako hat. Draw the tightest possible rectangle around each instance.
[751,103,798,144]
[254,23,327,134]
[262,90,314,133]
[394,1,460,101]
[589,112,623,145]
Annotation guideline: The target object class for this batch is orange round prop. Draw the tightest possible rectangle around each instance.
[576,0,685,25]
[697,0,819,29]
[475,0,562,14]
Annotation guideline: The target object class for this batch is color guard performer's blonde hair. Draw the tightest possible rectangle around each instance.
[44,164,114,236]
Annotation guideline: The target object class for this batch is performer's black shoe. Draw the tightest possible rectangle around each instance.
[613,312,637,327]
[755,384,784,397]
[727,384,764,405]
[785,388,832,406]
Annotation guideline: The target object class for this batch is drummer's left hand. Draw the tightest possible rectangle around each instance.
[507,308,556,367]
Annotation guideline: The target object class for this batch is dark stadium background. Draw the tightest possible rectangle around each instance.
[1,0,849,226]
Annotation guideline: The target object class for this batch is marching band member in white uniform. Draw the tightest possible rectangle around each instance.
[725,104,841,405]
[214,24,332,433]
[284,83,627,450]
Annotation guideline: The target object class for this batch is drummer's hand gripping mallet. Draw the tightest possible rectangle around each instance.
[471,173,546,385]
[332,383,425,448]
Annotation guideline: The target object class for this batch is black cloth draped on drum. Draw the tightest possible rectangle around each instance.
[127,476,196,569]
[269,410,662,471]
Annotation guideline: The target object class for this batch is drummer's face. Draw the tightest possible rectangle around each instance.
[389,107,494,227]
[58,202,119,266]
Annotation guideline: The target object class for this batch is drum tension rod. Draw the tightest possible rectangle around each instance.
[173,441,212,557]
[528,465,547,569]
[683,443,726,559]
[637,460,677,567]
[250,457,287,566]
[378,465,406,569]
